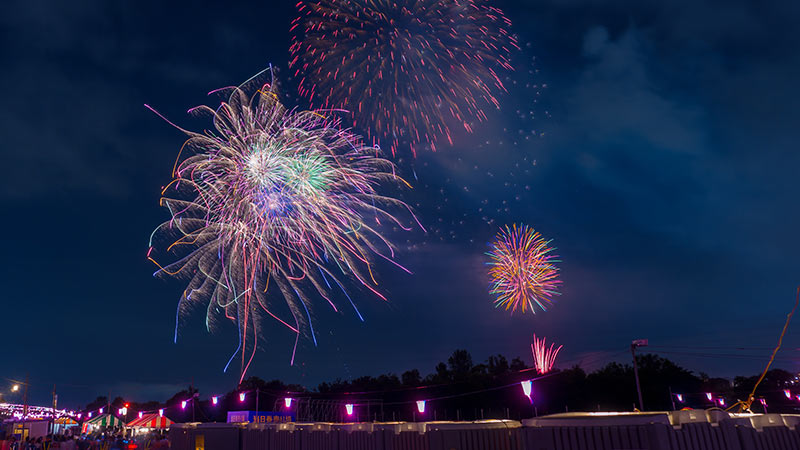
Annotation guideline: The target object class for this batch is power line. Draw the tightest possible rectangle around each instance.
[649,345,800,352]
[649,349,799,362]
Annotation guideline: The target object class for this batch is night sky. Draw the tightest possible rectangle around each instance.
[3,0,799,408]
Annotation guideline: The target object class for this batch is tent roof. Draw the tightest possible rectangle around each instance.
[126,413,173,429]
[54,417,78,424]
[86,414,124,427]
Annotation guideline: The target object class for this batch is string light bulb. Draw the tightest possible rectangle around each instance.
[521,380,533,402]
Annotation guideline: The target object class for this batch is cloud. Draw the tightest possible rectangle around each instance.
[571,26,706,155]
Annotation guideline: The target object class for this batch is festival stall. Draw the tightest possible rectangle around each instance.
[3,419,50,440]
[125,413,173,434]
[53,416,79,434]
[81,414,125,434]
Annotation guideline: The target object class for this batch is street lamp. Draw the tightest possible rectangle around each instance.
[631,339,648,411]
[6,376,30,418]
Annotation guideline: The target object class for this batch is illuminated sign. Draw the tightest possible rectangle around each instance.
[226,411,295,424]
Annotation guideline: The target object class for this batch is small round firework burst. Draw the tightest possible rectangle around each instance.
[486,224,560,314]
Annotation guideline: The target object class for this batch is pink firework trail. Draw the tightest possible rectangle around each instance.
[290,0,519,157]
[531,334,562,374]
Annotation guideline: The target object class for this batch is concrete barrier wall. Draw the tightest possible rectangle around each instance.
[168,412,800,450]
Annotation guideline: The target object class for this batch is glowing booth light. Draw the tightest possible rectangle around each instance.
[99,408,104,414]
[159,409,164,417]
[345,404,354,416]
[212,396,218,405]
[181,401,187,409]
[239,393,246,402]
[760,398,768,407]
[521,380,533,402]
[284,398,293,408]
[718,398,725,407]
[785,389,792,399]
[139,412,143,419]
[416,401,426,414]
[88,413,92,418]
[676,394,683,402]
[705,393,713,401]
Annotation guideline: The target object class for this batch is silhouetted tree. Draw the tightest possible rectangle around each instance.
[426,362,450,384]
[488,355,510,377]
[85,396,108,411]
[402,369,422,386]
[734,369,793,392]
[448,349,473,380]
[165,386,197,407]
[510,357,527,371]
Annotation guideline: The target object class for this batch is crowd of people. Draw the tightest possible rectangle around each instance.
[0,431,170,449]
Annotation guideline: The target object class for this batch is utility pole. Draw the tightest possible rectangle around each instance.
[631,339,648,411]
[23,374,29,419]
[52,384,57,434]
[668,386,676,411]
[191,378,196,422]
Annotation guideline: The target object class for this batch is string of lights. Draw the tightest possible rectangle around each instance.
[9,327,800,423]
[3,347,627,422]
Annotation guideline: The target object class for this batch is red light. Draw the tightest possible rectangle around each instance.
[125,403,130,408]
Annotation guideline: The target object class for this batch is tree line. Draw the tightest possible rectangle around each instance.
[85,351,800,422]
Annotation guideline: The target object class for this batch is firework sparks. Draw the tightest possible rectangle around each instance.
[147,71,420,381]
[486,224,560,314]
[531,334,562,374]
[290,0,518,156]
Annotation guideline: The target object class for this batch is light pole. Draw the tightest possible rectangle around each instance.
[631,339,648,411]
[7,376,30,418]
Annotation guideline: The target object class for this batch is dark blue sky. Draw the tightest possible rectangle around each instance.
[2,0,798,408]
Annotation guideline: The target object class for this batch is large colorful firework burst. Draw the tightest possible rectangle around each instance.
[147,73,420,381]
[486,224,561,314]
[531,334,562,374]
[290,0,518,156]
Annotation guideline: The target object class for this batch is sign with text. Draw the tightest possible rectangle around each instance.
[227,410,295,424]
